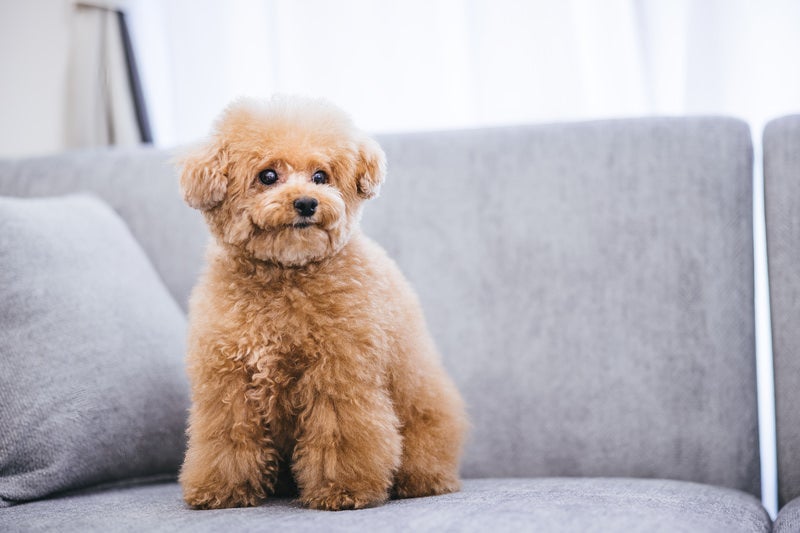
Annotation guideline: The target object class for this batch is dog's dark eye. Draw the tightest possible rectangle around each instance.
[312,171,328,185]
[258,169,278,185]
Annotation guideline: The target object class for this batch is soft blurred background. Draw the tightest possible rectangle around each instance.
[1,0,799,156]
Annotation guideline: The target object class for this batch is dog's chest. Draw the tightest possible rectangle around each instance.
[235,273,386,420]
[248,279,358,346]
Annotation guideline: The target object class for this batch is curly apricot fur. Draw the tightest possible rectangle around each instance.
[178,95,468,511]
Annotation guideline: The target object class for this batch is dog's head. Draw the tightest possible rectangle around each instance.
[179,96,386,266]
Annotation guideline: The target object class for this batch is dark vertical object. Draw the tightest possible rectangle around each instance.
[116,9,153,143]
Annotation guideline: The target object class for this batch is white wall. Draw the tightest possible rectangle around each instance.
[0,0,72,158]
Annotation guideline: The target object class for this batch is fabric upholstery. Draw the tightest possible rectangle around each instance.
[0,195,190,506]
[365,118,759,494]
[775,496,800,533]
[764,114,800,507]
[0,118,759,496]
[0,478,770,533]
[0,147,208,311]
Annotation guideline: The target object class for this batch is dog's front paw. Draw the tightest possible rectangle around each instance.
[183,482,265,510]
[393,471,460,499]
[301,484,387,511]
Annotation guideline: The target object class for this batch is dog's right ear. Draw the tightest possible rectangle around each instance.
[178,140,229,211]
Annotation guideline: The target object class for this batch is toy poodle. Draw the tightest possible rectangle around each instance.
[177,95,467,511]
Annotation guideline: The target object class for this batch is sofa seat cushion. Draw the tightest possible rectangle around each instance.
[775,497,800,532]
[0,478,770,533]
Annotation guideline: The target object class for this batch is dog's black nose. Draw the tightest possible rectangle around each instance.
[293,196,318,217]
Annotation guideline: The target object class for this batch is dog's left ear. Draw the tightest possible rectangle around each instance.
[355,137,387,199]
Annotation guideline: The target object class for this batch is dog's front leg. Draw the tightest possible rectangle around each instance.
[292,388,402,510]
[180,363,279,509]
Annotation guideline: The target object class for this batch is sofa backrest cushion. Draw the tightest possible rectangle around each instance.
[764,115,800,507]
[0,118,759,496]
[365,118,758,495]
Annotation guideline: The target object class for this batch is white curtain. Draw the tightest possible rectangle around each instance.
[127,0,800,146]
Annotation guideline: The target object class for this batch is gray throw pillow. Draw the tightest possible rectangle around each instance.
[0,194,190,506]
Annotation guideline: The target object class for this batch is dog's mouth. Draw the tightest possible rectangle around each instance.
[250,219,321,235]
[291,220,316,229]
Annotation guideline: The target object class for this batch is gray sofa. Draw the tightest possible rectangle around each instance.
[0,116,792,531]
[765,115,800,533]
